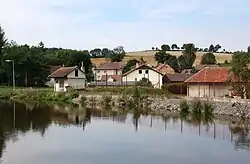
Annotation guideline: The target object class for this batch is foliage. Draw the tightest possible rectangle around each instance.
[192,100,203,114]
[0,25,7,61]
[209,44,214,52]
[90,48,102,58]
[224,60,229,64]
[80,95,87,105]
[203,101,214,114]
[178,43,196,71]
[136,78,152,87]
[154,50,179,72]
[248,46,250,53]
[230,51,250,98]
[107,46,125,62]
[171,44,179,50]
[201,53,217,64]
[180,100,190,115]
[101,94,113,106]
[162,83,187,94]
[88,96,97,108]
[161,44,170,51]
[122,59,139,74]
[214,44,222,52]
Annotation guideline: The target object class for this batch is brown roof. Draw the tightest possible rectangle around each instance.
[95,62,124,70]
[165,74,193,82]
[49,66,78,78]
[123,64,163,76]
[185,67,231,83]
[101,75,122,82]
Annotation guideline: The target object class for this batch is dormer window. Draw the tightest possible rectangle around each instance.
[75,70,78,77]
[139,70,142,74]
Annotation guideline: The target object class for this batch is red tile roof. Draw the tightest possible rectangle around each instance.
[95,62,124,70]
[185,67,231,83]
[123,64,163,76]
[101,75,122,82]
[49,66,77,78]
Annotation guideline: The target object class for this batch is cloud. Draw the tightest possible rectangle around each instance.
[0,0,249,51]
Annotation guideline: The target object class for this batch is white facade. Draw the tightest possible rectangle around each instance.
[187,84,231,97]
[53,68,86,92]
[95,69,122,81]
[123,68,163,88]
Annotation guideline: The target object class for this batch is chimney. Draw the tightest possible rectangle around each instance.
[81,61,85,72]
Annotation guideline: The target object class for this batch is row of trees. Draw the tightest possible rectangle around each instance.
[152,44,224,53]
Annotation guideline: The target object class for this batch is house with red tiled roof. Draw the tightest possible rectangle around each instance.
[155,63,175,75]
[48,66,86,92]
[122,63,163,88]
[185,67,233,97]
[94,62,124,81]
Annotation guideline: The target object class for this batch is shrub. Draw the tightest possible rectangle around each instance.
[101,94,113,106]
[89,96,97,108]
[203,101,214,114]
[80,95,87,105]
[192,100,203,114]
[180,100,189,114]
[136,78,152,87]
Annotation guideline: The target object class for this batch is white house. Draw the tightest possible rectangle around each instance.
[94,62,124,81]
[48,66,86,92]
[45,65,61,87]
[122,63,164,88]
[185,67,232,97]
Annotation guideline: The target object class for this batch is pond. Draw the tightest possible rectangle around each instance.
[0,100,250,164]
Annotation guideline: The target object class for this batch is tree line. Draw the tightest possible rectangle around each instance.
[151,43,228,53]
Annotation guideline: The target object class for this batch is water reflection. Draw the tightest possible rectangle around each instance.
[0,100,250,161]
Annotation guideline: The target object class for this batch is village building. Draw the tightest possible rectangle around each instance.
[48,66,86,92]
[185,67,232,97]
[100,75,122,82]
[45,65,61,87]
[163,74,193,84]
[122,63,163,88]
[155,63,175,75]
[93,62,124,81]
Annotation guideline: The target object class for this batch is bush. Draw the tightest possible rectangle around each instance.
[180,100,189,114]
[136,78,152,87]
[203,101,214,114]
[192,100,203,114]
[80,95,87,105]
[162,83,187,94]
[101,94,113,106]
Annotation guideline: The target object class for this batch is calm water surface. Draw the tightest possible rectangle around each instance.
[0,100,250,164]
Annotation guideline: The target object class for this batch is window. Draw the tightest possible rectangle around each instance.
[139,70,142,74]
[75,70,78,77]
[104,71,107,74]
[59,80,64,87]
[145,70,149,74]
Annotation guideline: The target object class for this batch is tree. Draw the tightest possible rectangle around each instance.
[231,51,250,98]
[90,48,102,58]
[101,48,110,57]
[178,43,197,70]
[204,48,209,52]
[209,44,214,52]
[0,25,7,61]
[152,47,155,50]
[171,44,178,50]
[122,59,139,74]
[161,44,170,51]
[248,46,250,53]
[154,50,179,72]
[214,44,222,52]
[107,46,125,62]
[201,53,217,65]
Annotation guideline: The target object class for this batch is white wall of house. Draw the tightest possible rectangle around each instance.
[187,84,231,97]
[53,68,86,92]
[123,69,163,88]
[95,69,122,81]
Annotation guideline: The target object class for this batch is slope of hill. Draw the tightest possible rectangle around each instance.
[91,50,233,67]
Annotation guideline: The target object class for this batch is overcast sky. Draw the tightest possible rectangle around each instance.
[0,0,249,52]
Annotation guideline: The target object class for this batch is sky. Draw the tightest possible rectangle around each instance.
[0,0,249,52]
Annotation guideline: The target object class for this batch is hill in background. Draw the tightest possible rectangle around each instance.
[91,50,233,67]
